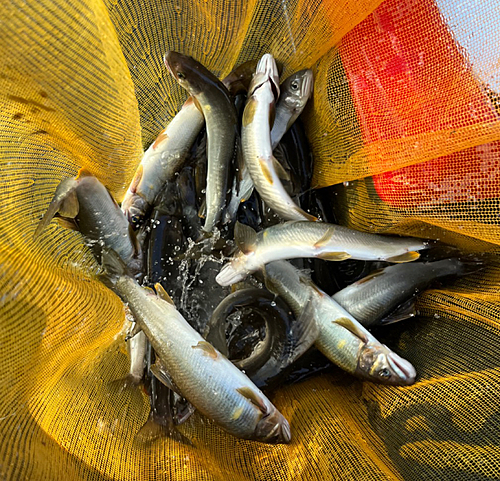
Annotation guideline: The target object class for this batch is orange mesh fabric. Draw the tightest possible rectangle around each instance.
[1,0,500,480]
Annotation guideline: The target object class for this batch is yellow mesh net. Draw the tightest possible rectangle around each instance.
[1,0,499,479]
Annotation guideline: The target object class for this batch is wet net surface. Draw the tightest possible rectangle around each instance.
[1,0,500,479]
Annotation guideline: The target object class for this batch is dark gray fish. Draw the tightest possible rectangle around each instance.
[333,258,483,326]
[205,288,318,389]
[165,51,238,233]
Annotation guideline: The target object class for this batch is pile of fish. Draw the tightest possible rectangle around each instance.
[34,52,480,445]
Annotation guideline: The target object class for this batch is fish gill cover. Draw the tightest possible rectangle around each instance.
[1,0,500,480]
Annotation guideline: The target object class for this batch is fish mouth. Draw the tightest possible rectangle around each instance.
[163,51,177,76]
[215,263,246,286]
[301,70,314,97]
[387,352,416,385]
[255,411,291,444]
[255,54,280,96]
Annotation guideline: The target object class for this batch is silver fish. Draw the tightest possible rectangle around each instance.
[164,51,238,233]
[270,69,314,149]
[34,169,143,278]
[216,221,427,286]
[121,99,205,228]
[102,251,291,444]
[241,54,316,222]
[264,261,416,385]
[333,258,480,327]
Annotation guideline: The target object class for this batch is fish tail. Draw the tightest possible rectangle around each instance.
[108,374,142,394]
[134,416,193,446]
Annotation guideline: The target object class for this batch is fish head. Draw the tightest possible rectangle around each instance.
[356,343,416,386]
[281,69,314,115]
[164,51,207,96]
[254,408,291,444]
[249,54,280,101]
[223,59,259,96]
[121,193,148,230]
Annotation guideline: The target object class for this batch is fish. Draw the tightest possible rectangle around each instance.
[225,69,313,225]
[263,261,416,385]
[121,99,205,229]
[34,169,143,278]
[216,221,428,286]
[122,60,257,229]
[205,287,318,389]
[164,51,238,233]
[332,258,483,327]
[241,54,316,222]
[101,250,291,444]
[270,69,314,150]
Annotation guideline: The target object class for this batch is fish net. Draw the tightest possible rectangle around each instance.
[1,0,499,479]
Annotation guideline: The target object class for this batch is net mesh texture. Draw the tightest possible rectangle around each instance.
[1,0,499,479]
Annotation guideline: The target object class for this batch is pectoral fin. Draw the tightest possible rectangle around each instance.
[313,227,335,249]
[236,387,269,416]
[259,157,274,185]
[287,298,319,363]
[334,316,370,344]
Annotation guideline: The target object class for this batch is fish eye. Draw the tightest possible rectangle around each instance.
[290,80,299,91]
[378,368,391,379]
[177,71,186,80]
[131,214,142,225]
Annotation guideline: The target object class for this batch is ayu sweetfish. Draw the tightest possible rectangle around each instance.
[216,221,428,286]
[270,69,314,150]
[205,287,318,389]
[264,261,416,385]
[102,251,291,444]
[226,68,314,223]
[241,54,316,223]
[333,258,481,327]
[34,169,143,278]
[164,51,238,233]
[122,60,257,229]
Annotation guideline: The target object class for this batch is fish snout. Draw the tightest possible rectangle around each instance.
[254,409,291,444]
[387,351,417,386]
[215,262,246,286]
[256,54,280,97]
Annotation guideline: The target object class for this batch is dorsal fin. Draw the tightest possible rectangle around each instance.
[356,268,386,285]
[234,222,257,254]
[378,298,418,325]
[271,157,290,181]
[154,283,175,305]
